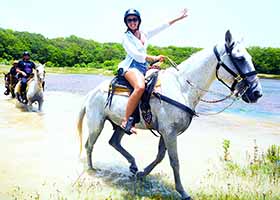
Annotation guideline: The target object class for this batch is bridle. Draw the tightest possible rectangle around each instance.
[213,44,257,95]
[165,45,258,115]
[35,66,45,89]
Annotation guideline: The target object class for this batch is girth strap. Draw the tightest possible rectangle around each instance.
[153,92,198,117]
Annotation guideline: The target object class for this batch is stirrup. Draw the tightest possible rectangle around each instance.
[121,117,135,135]
[22,98,28,104]
[22,93,27,104]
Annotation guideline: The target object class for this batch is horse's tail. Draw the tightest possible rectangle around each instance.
[77,104,86,156]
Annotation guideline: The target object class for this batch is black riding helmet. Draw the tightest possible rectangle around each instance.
[22,51,30,56]
[124,9,141,29]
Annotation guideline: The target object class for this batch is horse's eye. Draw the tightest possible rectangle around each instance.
[234,55,245,61]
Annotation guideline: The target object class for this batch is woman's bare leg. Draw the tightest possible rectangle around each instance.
[122,69,145,131]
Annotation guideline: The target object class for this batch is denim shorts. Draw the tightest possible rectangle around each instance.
[128,60,148,76]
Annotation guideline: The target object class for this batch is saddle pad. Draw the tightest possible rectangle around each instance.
[102,79,162,96]
[14,77,35,93]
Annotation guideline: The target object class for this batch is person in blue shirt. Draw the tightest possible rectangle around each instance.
[119,8,188,134]
[16,51,36,103]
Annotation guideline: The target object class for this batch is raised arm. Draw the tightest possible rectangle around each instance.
[146,8,188,39]
[168,8,188,25]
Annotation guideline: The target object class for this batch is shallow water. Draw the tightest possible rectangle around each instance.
[45,74,280,121]
[0,74,279,199]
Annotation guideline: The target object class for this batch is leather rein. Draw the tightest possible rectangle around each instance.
[164,45,258,115]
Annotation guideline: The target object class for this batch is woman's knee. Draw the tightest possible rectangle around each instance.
[134,84,145,94]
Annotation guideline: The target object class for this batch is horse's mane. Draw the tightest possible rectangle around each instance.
[165,47,214,74]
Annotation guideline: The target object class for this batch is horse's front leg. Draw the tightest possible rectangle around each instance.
[165,134,191,200]
[10,87,16,98]
[27,101,32,112]
[137,136,166,178]
[38,99,43,112]
[109,127,138,174]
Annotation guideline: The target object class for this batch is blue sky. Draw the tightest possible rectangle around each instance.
[1,0,279,48]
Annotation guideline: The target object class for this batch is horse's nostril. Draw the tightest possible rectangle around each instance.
[254,91,262,98]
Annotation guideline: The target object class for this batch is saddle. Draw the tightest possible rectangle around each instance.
[105,69,161,128]
[14,74,34,103]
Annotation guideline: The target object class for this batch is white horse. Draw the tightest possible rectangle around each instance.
[77,31,262,200]
[15,64,45,111]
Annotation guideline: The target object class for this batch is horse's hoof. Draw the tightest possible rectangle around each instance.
[129,164,138,175]
[86,168,96,174]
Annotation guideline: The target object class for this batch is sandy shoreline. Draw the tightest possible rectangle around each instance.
[0,81,279,199]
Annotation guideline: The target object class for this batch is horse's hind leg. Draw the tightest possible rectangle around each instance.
[10,77,16,98]
[38,99,43,111]
[137,136,166,178]
[10,88,15,98]
[85,135,94,170]
[109,127,138,174]
[85,116,106,170]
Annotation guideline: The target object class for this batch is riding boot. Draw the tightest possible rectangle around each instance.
[21,92,27,104]
[20,83,27,103]
[122,117,135,135]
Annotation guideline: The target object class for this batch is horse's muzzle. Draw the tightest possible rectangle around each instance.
[241,79,263,103]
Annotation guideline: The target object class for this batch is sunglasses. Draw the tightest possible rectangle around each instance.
[126,18,138,23]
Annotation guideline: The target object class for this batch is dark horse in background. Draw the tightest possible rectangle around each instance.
[3,66,18,98]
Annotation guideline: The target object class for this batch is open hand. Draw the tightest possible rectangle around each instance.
[179,8,188,20]
[169,8,188,25]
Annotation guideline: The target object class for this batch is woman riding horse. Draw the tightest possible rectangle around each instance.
[119,8,188,134]
[77,30,263,200]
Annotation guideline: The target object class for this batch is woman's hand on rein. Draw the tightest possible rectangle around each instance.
[155,55,165,62]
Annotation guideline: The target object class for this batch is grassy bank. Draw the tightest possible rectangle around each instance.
[0,65,114,76]
[45,67,114,76]
[1,65,279,79]
[258,73,280,79]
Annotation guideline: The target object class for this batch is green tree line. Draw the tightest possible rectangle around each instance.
[0,28,279,74]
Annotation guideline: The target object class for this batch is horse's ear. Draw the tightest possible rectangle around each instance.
[225,30,234,47]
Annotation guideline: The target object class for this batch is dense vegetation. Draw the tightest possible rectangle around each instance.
[0,28,279,74]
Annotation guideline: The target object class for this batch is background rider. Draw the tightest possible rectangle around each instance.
[16,51,36,103]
